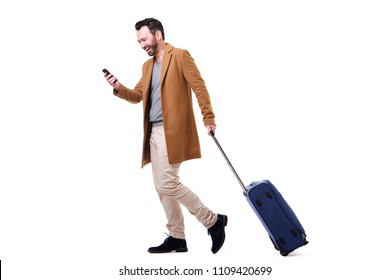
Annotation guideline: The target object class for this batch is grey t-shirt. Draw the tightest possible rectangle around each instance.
[149,61,163,122]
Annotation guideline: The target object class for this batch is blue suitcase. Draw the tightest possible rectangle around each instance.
[246,180,308,256]
[211,133,308,256]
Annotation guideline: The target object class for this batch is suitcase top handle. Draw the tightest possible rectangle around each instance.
[210,131,248,195]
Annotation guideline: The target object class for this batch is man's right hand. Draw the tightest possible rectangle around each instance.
[104,72,120,92]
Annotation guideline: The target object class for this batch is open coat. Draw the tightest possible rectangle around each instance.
[114,43,216,168]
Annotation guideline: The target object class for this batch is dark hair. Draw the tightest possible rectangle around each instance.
[135,18,165,40]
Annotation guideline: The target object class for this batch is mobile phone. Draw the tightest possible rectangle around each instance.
[102,68,117,83]
[102,68,111,75]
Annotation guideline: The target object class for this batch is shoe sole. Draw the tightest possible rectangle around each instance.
[148,247,188,253]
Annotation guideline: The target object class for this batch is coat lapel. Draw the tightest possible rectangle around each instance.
[161,43,173,86]
[142,59,154,112]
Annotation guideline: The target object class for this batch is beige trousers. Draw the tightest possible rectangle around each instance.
[150,125,217,239]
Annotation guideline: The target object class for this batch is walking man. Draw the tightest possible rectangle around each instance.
[104,18,227,254]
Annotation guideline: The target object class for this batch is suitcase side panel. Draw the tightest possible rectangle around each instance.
[246,180,308,254]
[263,180,307,236]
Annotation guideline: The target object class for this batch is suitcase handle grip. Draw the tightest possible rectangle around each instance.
[210,131,248,195]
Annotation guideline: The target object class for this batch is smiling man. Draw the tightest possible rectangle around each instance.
[103,18,227,254]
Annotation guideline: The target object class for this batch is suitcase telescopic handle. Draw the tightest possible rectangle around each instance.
[210,131,248,196]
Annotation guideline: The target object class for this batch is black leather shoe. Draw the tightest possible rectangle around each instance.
[148,236,188,253]
[208,214,228,254]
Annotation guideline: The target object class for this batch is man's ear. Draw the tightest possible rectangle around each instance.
[156,30,163,41]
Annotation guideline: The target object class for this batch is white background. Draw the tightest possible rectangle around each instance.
[1,0,389,279]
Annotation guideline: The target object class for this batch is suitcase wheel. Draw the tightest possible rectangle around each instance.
[269,236,290,257]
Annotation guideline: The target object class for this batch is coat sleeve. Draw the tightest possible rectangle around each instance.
[181,50,216,126]
[114,79,143,104]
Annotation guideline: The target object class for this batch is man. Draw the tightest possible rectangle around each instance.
[104,18,227,254]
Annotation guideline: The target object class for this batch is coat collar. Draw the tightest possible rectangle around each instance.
[145,43,174,80]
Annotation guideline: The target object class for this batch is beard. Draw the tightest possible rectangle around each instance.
[145,41,158,57]
[149,44,158,56]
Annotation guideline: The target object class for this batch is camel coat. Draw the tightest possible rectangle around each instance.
[114,43,216,168]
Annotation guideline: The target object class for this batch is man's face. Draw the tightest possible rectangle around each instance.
[137,26,158,57]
